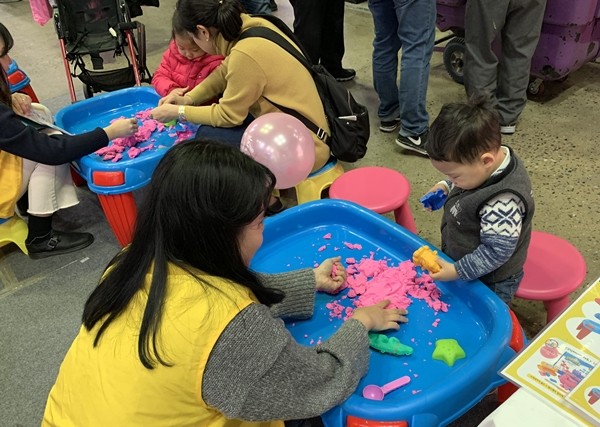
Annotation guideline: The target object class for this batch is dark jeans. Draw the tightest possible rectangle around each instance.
[486,270,525,304]
[194,116,254,148]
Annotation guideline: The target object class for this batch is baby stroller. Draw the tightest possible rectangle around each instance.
[52,0,152,102]
[436,0,600,96]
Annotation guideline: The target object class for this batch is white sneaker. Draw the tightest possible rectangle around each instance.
[500,124,516,135]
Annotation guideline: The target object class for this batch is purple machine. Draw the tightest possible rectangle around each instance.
[436,0,600,95]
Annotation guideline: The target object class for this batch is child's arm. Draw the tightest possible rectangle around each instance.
[151,50,180,97]
[433,192,525,282]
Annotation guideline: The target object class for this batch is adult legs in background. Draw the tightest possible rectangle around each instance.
[290,0,355,81]
[369,0,435,151]
[464,0,509,111]
[496,0,546,127]
[194,116,254,148]
[464,0,546,131]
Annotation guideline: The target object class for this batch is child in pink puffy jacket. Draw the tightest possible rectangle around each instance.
[152,13,224,98]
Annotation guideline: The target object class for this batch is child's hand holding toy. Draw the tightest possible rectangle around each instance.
[412,246,458,281]
[429,258,459,281]
[420,185,448,211]
[314,256,346,294]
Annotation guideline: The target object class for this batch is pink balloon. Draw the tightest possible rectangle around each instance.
[241,113,316,189]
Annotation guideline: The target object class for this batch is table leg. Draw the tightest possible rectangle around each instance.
[394,204,417,234]
[97,193,137,247]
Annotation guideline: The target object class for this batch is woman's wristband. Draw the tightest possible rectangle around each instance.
[178,105,187,123]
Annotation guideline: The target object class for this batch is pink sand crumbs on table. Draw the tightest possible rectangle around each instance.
[323,233,332,239]
[344,242,363,250]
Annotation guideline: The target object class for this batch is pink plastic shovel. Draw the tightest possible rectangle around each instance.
[362,375,411,400]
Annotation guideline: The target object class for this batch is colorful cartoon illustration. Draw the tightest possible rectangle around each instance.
[540,338,560,358]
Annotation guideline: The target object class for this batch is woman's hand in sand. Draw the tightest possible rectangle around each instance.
[351,300,408,332]
[150,104,179,123]
[314,256,346,293]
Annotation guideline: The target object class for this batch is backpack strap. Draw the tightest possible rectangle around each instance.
[238,22,329,141]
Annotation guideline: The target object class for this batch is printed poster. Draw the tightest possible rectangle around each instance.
[501,277,600,426]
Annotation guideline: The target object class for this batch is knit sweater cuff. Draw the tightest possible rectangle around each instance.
[256,269,316,319]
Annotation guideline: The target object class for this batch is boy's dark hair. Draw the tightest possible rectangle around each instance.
[427,96,501,163]
[175,0,244,42]
[0,22,14,57]
[82,139,284,369]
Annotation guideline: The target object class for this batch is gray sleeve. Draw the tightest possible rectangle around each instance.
[202,303,370,421]
[256,269,316,319]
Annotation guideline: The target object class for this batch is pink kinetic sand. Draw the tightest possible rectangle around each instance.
[326,253,449,321]
[94,108,193,162]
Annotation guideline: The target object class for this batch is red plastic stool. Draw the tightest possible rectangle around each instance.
[515,231,587,324]
[329,166,417,233]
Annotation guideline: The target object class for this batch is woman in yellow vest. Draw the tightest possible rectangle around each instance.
[42,140,409,427]
[0,38,138,258]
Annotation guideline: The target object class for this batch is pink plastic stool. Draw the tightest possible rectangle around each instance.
[515,231,587,324]
[329,166,417,233]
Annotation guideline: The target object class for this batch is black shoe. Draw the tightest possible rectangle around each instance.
[265,198,286,217]
[379,117,401,133]
[395,130,429,156]
[26,230,94,259]
[328,68,356,82]
[269,0,277,11]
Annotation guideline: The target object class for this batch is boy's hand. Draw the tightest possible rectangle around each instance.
[421,184,449,211]
[314,256,346,293]
[429,258,459,281]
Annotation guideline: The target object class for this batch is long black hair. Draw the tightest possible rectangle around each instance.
[0,22,14,108]
[0,22,14,57]
[82,139,284,368]
[175,0,245,41]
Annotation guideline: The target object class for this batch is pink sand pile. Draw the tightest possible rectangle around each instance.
[94,108,193,162]
[325,254,449,321]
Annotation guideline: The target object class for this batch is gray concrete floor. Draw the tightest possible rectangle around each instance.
[0,0,599,425]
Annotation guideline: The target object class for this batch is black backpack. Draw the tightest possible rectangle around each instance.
[239,16,370,163]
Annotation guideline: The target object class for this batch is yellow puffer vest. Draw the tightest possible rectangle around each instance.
[42,265,283,427]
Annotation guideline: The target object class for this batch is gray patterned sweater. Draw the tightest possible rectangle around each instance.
[202,269,370,422]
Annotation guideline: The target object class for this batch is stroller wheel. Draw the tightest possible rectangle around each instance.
[443,37,465,85]
[83,84,94,99]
